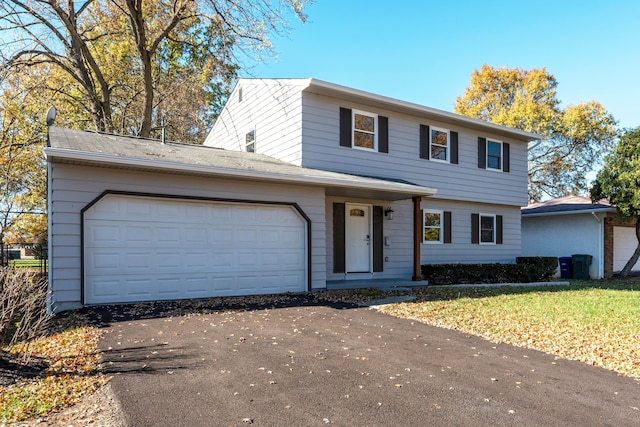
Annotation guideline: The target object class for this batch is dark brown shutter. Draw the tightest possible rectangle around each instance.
[339,108,352,147]
[471,213,479,244]
[496,215,503,244]
[333,203,345,272]
[443,211,452,243]
[420,124,430,159]
[373,206,384,272]
[502,142,510,172]
[478,137,486,169]
[378,116,388,153]
[450,131,458,164]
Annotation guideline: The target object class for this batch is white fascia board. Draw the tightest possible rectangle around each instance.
[304,78,542,142]
[44,147,437,197]
[521,208,615,218]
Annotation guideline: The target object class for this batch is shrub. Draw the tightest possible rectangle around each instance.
[0,268,51,348]
[422,257,558,285]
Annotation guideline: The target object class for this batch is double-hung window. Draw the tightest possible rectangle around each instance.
[430,127,449,162]
[479,214,496,244]
[471,213,503,245]
[486,140,502,170]
[340,107,389,153]
[245,129,255,153]
[353,110,377,150]
[423,210,443,243]
[478,137,510,172]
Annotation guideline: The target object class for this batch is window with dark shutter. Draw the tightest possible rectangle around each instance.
[420,124,430,159]
[333,203,345,272]
[496,215,503,244]
[471,213,479,244]
[378,116,389,153]
[477,137,486,169]
[339,108,352,147]
[502,143,510,173]
[443,211,452,243]
[373,206,384,271]
[450,132,458,165]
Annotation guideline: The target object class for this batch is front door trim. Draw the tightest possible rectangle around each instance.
[345,202,373,273]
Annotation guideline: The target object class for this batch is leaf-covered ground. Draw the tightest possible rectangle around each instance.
[3,279,639,423]
[0,312,108,423]
[378,279,640,378]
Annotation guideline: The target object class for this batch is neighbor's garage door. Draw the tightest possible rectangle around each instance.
[613,226,640,272]
[84,194,307,304]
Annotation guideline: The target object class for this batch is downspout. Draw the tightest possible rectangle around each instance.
[45,107,55,313]
[591,212,604,279]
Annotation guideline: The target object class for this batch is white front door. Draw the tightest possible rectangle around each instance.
[345,203,372,273]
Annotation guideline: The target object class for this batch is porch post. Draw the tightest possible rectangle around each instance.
[412,196,421,281]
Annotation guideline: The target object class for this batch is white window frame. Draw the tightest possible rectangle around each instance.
[352,109,378,151]
[429,126,450,163]
[423,209,443,244]
[479,213,496,245]
[245,128,255,153]
[486,139,502,171]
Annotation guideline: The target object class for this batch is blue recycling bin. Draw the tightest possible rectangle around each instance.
[558,257,572,279]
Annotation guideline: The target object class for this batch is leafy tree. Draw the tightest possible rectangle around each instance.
[0,0,307,140]
[455,65,618,202]
[0,73,48,263]
[0,0,308,253]
[590,127,640,277]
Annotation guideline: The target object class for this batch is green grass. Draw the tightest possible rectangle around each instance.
[379,279,640,378]
[8,259,43,268]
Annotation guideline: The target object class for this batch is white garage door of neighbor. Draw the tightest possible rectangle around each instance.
[613,226,640,272]
[84,195,307,304]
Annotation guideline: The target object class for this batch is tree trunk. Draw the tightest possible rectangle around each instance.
[620,217,640,278]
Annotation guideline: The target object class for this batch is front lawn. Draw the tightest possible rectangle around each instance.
[378,279,640,378]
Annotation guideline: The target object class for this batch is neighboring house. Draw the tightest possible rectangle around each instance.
[521,196,640,279]
[45,78,539,312]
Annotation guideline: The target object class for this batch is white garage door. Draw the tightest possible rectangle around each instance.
[613,226,640,272]
[84,194,307,304]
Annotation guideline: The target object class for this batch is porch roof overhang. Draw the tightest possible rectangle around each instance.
[45,127,436,201]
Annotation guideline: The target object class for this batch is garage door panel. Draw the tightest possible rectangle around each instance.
[84,195,307,304]
[614,226,640,271]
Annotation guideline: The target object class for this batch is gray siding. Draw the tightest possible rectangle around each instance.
[49,163,326,312]
[204,79,305,165]
[421,199,521,265]
[326,197,521,282]
[300,92,529,207]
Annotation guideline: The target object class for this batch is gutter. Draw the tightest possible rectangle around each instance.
[43,147,437,197]
[521,208,615,218]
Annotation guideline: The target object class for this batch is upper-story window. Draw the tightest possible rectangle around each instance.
[430,127,449,162]
[245,129,255,153]
[478,137,510,172]
[420,125,458,164]
[486,140,502,170]
[353,110,377,150]
[339,107,389,153]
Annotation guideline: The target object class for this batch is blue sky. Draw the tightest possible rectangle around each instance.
[251,0,639,129]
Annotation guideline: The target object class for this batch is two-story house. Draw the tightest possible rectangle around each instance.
[45,78,539,311]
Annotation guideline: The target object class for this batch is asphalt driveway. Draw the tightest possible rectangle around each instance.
[91,296,640,426]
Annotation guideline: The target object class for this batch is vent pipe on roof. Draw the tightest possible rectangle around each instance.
[45,106,56,147]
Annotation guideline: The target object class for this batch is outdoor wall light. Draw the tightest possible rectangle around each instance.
[384,207,394,220]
